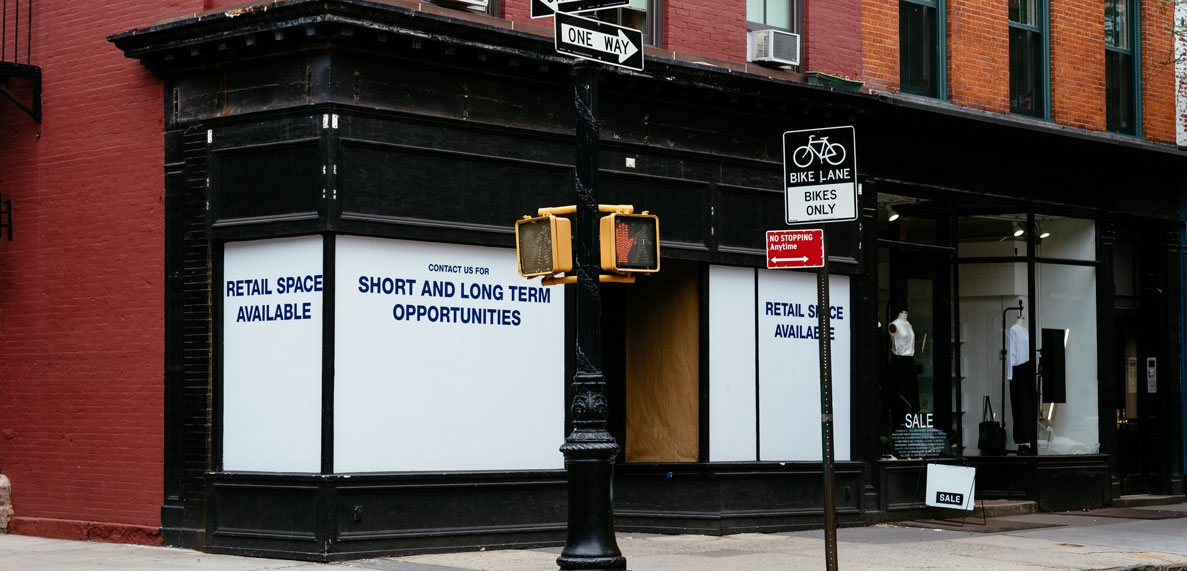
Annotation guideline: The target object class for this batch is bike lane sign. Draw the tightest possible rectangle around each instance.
[782,126,857,225]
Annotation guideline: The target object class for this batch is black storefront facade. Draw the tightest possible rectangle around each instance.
[112,0,1187,562]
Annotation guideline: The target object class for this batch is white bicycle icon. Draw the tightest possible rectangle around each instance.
[792,135,846,168]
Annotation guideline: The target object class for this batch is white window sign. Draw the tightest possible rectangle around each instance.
[222,236,324,473]
[334,237,565,472]
[708,266,851,462]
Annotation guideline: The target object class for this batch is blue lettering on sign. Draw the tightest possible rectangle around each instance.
[274,275,323,294]
[344,270,560,328]
[236,302,313,323]
[765,301,843,319]
[773,323,836,341]
[765,298,843,341]
[420,280,457,298]
[508,285,551,303]
[358,276,417,295]
[392,304,522,327]
[459,282,504,301]
[225,278,274,297]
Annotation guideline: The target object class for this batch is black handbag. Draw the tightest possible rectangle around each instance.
[978,396,1006,456]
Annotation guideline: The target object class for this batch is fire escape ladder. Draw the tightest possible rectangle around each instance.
[1,0,41,122]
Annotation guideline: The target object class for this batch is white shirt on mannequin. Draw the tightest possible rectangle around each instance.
[1007,317,1029,380]
[888,311,915,357]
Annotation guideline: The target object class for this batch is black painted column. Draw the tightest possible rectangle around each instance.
[556,59,626,571]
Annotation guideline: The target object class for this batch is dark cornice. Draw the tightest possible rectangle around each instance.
[109,0,1187,173]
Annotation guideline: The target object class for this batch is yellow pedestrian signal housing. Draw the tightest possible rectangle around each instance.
[599,212,660,274]
[515,214,573,278]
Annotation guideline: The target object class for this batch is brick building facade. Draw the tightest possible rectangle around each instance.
[0,0,1184,563]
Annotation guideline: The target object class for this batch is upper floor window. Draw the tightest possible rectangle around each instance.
[429,0,499,17]
[1009,0,1047,118]
[599,0,662,47]
[900,0,946,98]
[1105,0,1139,135]
[747,0,800,32]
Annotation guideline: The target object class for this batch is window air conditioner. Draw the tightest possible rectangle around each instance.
[428,0,489,12]
[747,29,801,67]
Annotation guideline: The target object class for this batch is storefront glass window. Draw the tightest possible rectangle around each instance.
[1035,215,1095,261]
[957,262,1028,456]
[877,195,942,246]
[957,214,1098,456]
[1035,263,1098,454]
[957,213,1027,258]
[878,194,955,458]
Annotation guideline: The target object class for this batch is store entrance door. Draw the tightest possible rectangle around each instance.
[882,247,954,447]
[1114,312,1158,494]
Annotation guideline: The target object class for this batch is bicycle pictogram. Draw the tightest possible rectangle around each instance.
[791,135,847,168]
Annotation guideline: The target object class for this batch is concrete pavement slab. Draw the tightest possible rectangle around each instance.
[0,534,327,571]
[1005,517,1187,556]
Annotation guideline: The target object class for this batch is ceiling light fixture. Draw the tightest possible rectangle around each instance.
[1012,222,1025,238]
[887,207,900,222]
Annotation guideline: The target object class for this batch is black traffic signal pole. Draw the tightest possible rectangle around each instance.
[557,58,626,571]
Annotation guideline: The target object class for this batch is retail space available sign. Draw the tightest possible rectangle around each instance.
[925,464,976,511]
[783,126,858,225]
[766,229,824,269]
[222,236,324,473]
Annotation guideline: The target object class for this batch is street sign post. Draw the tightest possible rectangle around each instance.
[783,125,857,225]
[766,229,824,269]
[531,0,629,18]
[779,125,858,571]
[554,12,644,71]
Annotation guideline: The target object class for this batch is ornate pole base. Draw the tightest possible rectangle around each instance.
[556,430,624,571]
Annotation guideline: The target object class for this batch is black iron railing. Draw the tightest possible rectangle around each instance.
[1,0,32,65]
[0,0,39,122]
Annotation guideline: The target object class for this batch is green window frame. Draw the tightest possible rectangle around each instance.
[599,0,663,47]
[899,0,947,99]
[1105,0,1141,135]
[1009,0,1049,119]
[747,0,801,33]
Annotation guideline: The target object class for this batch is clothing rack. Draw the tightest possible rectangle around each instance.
[1000,301,1024,438]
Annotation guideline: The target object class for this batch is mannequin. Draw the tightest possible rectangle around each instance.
[1007,316,1036,454]
[888,311,920,425]
[888,312,915,356]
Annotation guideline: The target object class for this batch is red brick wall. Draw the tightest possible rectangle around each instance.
[1050,0,1104,130]
[805,0,862,79]
[503,0,533,25]
[862,0,899,93]
[947,0,1008,113]
[1141,0,1175,144]
[0,0,197,543]
[663,0,748,63]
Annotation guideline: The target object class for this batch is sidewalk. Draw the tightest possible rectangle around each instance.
[1,504,1185,570]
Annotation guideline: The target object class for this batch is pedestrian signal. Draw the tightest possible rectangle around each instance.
[599,213,660,273]
[515,214,573,278]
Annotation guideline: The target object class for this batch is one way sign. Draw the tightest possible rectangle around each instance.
[554,12,644,71]
[531,0,629,18]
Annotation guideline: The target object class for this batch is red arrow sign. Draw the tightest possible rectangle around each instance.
[766,229,824,269]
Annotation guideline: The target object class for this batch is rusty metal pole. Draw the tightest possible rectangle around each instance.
[817,234,839,571]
